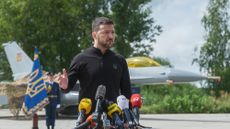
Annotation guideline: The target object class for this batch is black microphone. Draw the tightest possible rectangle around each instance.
[95,85,106,100]
[92,85,106,128]
[117,95,134,127]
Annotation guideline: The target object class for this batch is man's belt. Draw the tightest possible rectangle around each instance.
[48,95,58,98]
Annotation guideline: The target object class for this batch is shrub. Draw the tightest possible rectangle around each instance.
[139,84,228,113]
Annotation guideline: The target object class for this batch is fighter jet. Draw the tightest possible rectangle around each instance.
[2,41,220,115]
[127,57,220,85]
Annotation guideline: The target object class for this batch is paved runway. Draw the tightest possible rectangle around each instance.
[1,109,230,129]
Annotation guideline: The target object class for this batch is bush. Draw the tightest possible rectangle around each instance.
[0,104,9,109]
[139,84,230,113]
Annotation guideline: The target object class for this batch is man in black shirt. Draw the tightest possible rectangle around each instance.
[59,17,131,107]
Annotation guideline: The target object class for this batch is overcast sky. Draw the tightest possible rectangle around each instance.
[149,0,209,74]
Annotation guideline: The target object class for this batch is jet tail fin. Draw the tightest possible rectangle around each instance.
[2,41,33,81]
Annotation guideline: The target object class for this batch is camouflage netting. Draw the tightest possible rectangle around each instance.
[0,83,27,119]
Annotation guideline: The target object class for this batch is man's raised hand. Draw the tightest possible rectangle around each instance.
[58,68,68,89]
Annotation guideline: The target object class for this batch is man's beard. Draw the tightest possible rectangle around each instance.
[100,40,114,49]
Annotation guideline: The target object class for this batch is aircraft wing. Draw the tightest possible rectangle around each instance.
[3,41,33,81]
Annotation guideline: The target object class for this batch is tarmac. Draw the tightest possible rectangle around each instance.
[1,109,230,129]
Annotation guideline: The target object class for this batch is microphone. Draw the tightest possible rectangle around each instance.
[95,85,106,100]
[106,102,124,129]
[102,112,111,129]
[76,98,92,126]
[131,94,142,122]
[92,85,106,128]
[74,114,96,129]
[117,95,134,127]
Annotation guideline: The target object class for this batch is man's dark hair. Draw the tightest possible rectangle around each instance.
[92,17,113,32]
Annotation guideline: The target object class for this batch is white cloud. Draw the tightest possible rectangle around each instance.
[150,0,209,74]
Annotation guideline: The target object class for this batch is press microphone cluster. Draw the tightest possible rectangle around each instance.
[75,85,145,129]
[74,85,106,129]
[76,98,92,126]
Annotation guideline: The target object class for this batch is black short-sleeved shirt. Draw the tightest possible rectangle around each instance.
[63,47,131,103]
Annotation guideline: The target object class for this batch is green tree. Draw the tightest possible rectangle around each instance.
[193,0,230,92]
[153,56,172,67]
[0,0,161,80]
[0,51,12,80]
[0,0,109,77]
[110,0,162,57]
[0,0,108,73]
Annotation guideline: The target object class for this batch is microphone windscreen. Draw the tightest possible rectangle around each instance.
[78,98,92,114]
[107,103,121,118]
[131,94,142,108]
[117,95,129,110]
[95,85,106,100]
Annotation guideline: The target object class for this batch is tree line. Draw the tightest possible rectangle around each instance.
[193,0,230,94]
[0,0,162,80]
